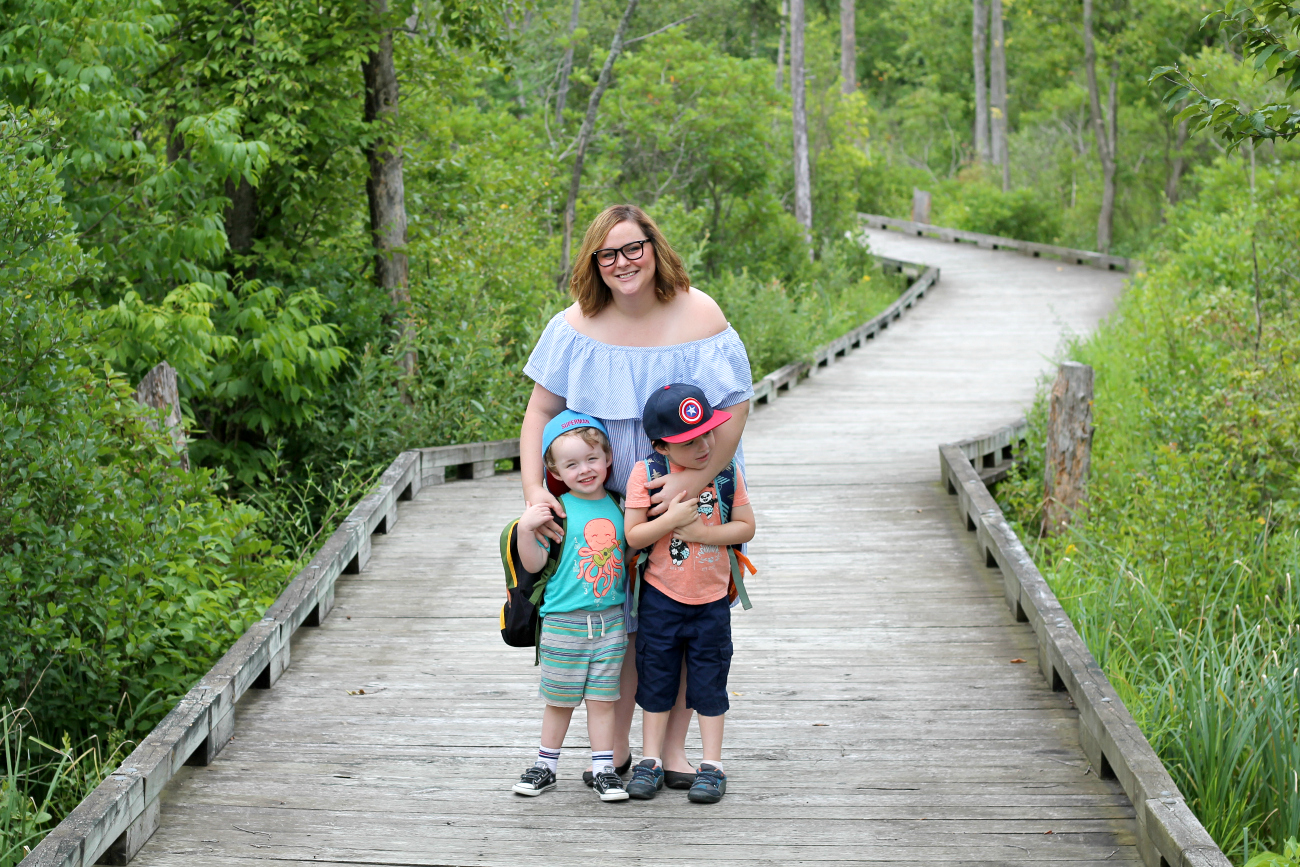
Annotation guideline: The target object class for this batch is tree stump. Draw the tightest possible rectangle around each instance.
[911,188,931,224]
[1041,361,1093,537]
[132,361,190,471]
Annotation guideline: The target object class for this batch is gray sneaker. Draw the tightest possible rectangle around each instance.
[688,763,726,803]
[625,759,665,800]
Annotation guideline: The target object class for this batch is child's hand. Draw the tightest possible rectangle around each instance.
[671,516,709,543]
[661,490,698,529]
[519,502,559,547]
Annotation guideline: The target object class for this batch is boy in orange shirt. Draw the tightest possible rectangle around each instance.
[622,383,756,803]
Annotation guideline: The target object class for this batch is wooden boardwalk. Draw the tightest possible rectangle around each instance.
[131,230,1132,866]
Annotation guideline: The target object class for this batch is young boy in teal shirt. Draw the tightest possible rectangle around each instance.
[511,411,630,802]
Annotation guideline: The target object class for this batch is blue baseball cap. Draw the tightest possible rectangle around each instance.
[642,383,732,443]
[542,410,609,460]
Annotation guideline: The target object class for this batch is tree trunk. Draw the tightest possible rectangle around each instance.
[1083,0,1117,253]
[840,0,855,95]
[225,176,258,257]
[1041,362,1094,537]
[776,0,787,91]
[554,0,581,121]
[791,0,812,255]
[971,0,990,164]
[362,0,413,374]
[133,361,189,471]
[989,0,1009,190]
[558,0,639,289]
[1165,115,1188,204]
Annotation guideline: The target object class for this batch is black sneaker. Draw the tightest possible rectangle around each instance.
[687,763,726,803]
[582,754,632,787]
[625,759,665,800]
[512,763,556,796]
[592,767,629,801]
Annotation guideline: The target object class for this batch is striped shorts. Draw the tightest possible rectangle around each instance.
[538,607,627,707]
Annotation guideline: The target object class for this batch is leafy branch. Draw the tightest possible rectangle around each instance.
[1150,0,1300,151]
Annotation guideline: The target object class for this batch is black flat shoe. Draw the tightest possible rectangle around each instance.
[582,754,633,787]
[664,768,696,789]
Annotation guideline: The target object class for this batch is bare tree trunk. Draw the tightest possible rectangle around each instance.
[133,361,189,471]
[1041,362,1094,537]
[972,0,990,164]
[840,0,855,95]
[555,0,581,121]
[363,0,413,374]
[791,0,812,255]
[224,177,258,258]
[1083,0,1117,254]
[1165,116,1187,204]
[776,0,787,90]
[989,0,1009,190]
[558,0,639,289]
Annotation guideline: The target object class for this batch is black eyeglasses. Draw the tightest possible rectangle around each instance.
[592,238,651,267]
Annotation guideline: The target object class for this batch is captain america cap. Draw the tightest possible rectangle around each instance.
[642,383,732,443]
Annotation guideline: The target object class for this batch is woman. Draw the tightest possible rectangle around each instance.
[520,204,753,786]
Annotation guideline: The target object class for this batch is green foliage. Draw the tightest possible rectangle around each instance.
[1247,839,1300,867]
[0,106,289,839]
[996,157,1300,860]
[710,238,906,378]
[933,173,1065,243]
[1153,1,1300,150]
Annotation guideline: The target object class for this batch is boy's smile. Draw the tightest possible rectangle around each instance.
[655,430,715,470]
[549,435,610,499]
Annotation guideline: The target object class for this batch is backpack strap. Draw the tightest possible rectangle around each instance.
[528,513,565,665]
[715,460,736,524]
[727,547,755,610]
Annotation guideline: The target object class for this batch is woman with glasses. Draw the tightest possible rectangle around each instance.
[520,203,753,790]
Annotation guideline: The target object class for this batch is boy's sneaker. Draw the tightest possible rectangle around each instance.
[687,763,726,803]
[512,763,557,796]
[592,767,629,801]
[582,754,631,787]
[625,759,665,800]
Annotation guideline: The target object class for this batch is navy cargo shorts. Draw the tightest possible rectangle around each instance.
[634,582,733,717]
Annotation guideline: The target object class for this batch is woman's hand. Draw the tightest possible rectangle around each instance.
[645,471,695,517]
[522,484,565,546]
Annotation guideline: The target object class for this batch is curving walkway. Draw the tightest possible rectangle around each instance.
[131,230,1131,866]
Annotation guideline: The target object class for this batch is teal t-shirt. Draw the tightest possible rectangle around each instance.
[539,492,627,616]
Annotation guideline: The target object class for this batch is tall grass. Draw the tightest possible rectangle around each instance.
[1,706,129,867]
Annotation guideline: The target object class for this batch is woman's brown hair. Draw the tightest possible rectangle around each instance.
[570,204,690,318]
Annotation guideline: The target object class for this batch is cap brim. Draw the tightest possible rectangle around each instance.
[660,408,732,443]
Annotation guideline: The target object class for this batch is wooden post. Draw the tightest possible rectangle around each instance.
[911,188,931,224]
[1041,362,1093,537]
[132,361,190,471]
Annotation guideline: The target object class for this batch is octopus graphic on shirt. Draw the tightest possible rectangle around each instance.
[578,518,623,598]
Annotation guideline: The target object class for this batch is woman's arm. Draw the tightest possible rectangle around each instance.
[520,383,568,541]
[645,399,750,515]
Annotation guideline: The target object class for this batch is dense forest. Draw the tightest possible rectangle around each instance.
[2,0,1299,861]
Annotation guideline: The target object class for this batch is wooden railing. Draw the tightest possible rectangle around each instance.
[23,255,940,867]
[941,426,1229,867]
[861,212,1142,273]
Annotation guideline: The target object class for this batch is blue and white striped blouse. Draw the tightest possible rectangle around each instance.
[524,311,754,497]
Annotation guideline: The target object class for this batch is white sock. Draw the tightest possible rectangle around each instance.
[701,760,724,773]
[537,745,560,774]
[591,750,614,774]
